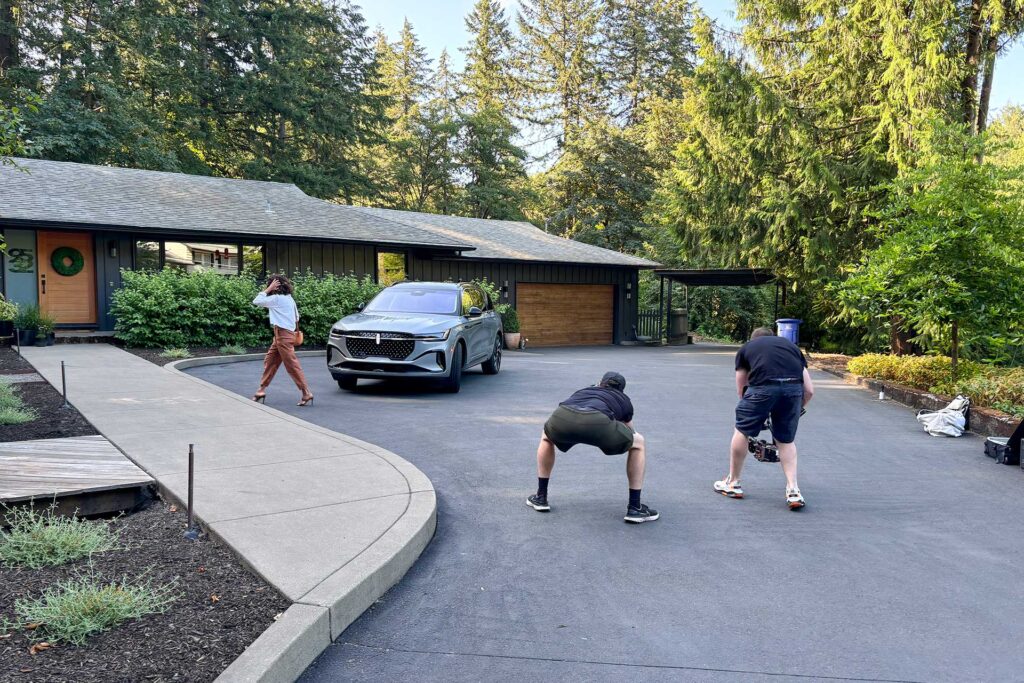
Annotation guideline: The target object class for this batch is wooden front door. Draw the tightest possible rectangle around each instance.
[38,231,97,325]
[517,283,614,347]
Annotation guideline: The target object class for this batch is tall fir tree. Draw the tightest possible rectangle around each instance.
[462,0,517,112]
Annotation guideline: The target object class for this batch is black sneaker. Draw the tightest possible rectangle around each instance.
[624,503,659,523]
[526,494,550,512]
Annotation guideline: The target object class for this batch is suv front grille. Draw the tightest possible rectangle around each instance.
[343,332,415,361]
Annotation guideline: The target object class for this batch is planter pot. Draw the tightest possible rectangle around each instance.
[0,320,12,337]
[42,333,55,347]
[503,332,521,350]
[17,329,36,346]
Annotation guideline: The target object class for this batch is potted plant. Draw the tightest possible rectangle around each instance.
[36,313,57,346]
[0,295,17,338]
[14,305,39,346]
[498,304,521,350]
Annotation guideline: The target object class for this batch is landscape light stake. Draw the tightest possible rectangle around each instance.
[14,327,20,356]
[61,361,70,408]
[184,444,200,540]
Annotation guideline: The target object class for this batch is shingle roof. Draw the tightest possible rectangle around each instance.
[353,207,659,268]
[0,158,472,251]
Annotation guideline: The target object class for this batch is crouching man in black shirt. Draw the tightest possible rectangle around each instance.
[527,372,658,523]
[714,327,815,509]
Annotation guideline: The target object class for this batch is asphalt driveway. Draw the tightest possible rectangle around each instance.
[189,345,1024,683]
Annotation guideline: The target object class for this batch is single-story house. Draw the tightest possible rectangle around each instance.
[0,158,657,346]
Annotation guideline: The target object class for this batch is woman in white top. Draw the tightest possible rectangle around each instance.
[252,275,313,406]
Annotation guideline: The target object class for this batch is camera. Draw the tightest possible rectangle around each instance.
[747,435,779,462]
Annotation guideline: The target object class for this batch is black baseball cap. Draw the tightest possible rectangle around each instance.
[600,371,626,390]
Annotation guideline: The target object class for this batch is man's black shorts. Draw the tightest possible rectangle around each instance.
[735,383,804,443]
[544,405,635,455]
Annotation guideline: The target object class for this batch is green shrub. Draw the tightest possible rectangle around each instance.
[934,368,1024,419]
[14,574,178,645]
[0,506,119,569]
[14,304,39,331]
[496,304,520,333]
[847,354,981,389]
[289,271,382,345]
[159,348,191,359]
[0,294,18,322]
[218,344,247,355]
[111,268,381,348]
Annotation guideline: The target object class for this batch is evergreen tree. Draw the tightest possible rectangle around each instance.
[460,106,528,219]
[462,0,517,112]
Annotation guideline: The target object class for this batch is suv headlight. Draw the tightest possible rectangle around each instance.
[412,329,451,341]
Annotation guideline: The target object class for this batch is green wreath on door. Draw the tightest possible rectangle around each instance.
[51,247,85,277]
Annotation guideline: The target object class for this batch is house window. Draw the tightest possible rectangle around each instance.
[377,251,406,286]
[134,241,160,271]
[164,242,240,275]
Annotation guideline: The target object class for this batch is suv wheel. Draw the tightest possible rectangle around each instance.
[481,334,501,375]
[442,344,464,393]
[337,376,358,391]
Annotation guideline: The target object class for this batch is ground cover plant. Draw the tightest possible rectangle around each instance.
[0,502,288,682]
[218,344,247,355]
[0,382,36,425]
[158,347,192,359]
[11,573,179,646]
[0,506,118,569]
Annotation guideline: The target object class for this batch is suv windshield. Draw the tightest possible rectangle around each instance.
[365,288,460,315]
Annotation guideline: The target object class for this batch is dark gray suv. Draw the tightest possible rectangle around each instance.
[327,282,503,393]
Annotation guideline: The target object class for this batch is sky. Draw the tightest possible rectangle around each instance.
[359,0,1023,115]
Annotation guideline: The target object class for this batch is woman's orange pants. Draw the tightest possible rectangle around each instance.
[259,327,310,395]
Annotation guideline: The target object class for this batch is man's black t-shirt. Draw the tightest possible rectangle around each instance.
[560,386,633,422]
[735,336,807,386]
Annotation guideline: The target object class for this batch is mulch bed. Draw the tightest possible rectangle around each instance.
[0,501,289,683]
[808,352,852,376]
[1,349,98,443]
[125,346,326,367]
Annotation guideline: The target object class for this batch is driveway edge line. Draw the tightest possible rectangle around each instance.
[158,355,436,683]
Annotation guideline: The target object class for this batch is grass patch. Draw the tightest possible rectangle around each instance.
[159,348,192,359]
[14,573,179,645]
[0,382,36,425]
[218,344,247,355]
[0,506,120,569]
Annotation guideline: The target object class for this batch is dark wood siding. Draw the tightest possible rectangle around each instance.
[264,240,377,278]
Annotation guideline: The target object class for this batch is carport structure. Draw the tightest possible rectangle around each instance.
[639,268,778,342]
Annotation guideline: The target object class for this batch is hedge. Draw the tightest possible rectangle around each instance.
[846,353,1024,418]
[111,269,381,348]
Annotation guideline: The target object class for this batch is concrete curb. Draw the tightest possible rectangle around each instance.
[159,354,436,683]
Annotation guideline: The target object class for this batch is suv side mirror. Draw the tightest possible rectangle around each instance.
[468,306,482,317]
[355,302,365,312]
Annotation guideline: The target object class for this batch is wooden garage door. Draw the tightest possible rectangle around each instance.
[517,284,614,347]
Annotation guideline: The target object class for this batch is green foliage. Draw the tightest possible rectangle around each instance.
[847,354,982,390]
[289,271,383,345]
[111,269,381,348]
[0,382,36,425]
[472,278,502,307]
[158,348,192,360]
[496,304,520,333]
[35,312,56,335]
[834,126,1024,363]
[13,304,39,331]
[218,344,247,355]
[0,506,119,569]
[687,286,775,343]
[0,294,18,321]
[13,574,179,645]
[111,270,268,348]
[934,368,1024,419]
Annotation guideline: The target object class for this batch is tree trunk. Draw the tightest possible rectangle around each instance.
[0,0,17,74]
[889,316,916,355]
[950,320,959,381]
[977,31,999,135]
[961,0,984,130]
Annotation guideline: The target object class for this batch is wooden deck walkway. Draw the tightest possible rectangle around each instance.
[0,435,153,504]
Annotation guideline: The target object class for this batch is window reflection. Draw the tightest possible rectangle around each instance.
[134,241,160,271]
[164,242,239,275]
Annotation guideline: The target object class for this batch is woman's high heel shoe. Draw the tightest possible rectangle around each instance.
[253,392,266,403]
[297,395,314,407]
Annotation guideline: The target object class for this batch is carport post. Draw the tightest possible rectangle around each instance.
[658,276,665,341]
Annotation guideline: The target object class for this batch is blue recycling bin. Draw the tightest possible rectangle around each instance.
[776,318,802,345]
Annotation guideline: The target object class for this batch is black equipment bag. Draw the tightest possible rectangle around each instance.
[984,419,1023,466]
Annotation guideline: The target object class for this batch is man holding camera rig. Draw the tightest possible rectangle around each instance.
[714,327,815,509]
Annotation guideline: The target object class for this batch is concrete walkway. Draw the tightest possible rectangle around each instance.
[21,344,435,682]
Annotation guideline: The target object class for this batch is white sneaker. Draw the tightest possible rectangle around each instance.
[714,476,743,499]
[786,486,805,510]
